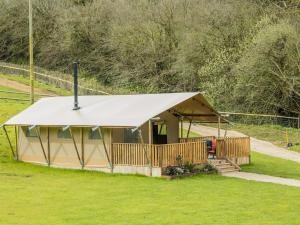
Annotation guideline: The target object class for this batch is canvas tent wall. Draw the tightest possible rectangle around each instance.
[18,126,112,169]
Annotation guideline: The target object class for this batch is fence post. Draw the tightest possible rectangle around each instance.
[218,116,221,138]
[159,146,163,168]
[248,137,251,164]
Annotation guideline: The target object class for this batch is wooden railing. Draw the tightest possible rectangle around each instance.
[112,142,207,168]
[155,141,207,167]
[112,143,151,166]
[111,137,250,168]
[216,137,250,159]
[179,136,214,143]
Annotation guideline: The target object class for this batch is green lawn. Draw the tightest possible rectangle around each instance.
[0,160,300,225]
[1,79,300,225]
[242,152,300,180]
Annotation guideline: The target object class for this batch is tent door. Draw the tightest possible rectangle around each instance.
[152,124,167,144]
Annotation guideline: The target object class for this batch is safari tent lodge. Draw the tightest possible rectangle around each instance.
[2,91,250,177]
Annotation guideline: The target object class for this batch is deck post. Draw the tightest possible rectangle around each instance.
[218,116,221,138]
[2,125,15,159]
[180,117,183,138]
[224,137,227,159]
[248,136,251,164]
[148,120,153,176]
[138,129,150,164]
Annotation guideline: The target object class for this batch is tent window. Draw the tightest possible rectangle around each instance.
[57,128,71,139]
[124,128,139,143]
[89,129,102,140]
[158,124,167,135]
[25,127,38,137]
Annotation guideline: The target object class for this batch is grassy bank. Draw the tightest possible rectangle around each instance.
[242,152,300,180]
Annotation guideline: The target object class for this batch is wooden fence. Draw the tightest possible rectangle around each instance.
[216,137,250,159]
[111,141,207,168]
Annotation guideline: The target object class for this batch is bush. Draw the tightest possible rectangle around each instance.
[165,166,184,176]
[201,164,216,173]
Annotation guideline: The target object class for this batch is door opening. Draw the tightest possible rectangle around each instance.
[152,123,167,144]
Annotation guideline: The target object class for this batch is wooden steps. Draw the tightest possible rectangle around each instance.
[208,159,240,174]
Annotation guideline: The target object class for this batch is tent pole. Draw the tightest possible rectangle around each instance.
[218,116,221,138]
[35,127,48,164]
[224,123,228,138]
[180,118,183,138]
[15,126,19,160]
[187,120,192,138]
[138,128,151,174]
[47,127,50,166]
[70,128,83,167]
[81,128,84,170]
[98,127,112,171]
[2,126,15,159]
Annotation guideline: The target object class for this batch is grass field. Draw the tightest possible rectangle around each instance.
[0,75,300,225]
[1,160,300,225]
[242,152,300,180]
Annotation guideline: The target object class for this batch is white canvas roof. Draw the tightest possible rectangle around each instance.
[4,92,222,127]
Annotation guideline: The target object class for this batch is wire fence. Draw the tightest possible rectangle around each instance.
[219,112,300,149]
[0,62,110,95]
[220,112,300,129]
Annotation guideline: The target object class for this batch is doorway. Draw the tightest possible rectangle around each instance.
[152,123,168,144]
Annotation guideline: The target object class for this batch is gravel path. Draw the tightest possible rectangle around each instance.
[0,78,55,96]
[186,124,300,164]
[223,172,300,187]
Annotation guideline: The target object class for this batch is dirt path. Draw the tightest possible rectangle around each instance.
[0,78,56,96]
[223,172,300,187]
[185,124,300,164]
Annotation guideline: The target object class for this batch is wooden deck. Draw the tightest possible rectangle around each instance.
[111,136,251,168]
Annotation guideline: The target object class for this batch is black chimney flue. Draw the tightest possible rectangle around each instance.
[73,61,80,110]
